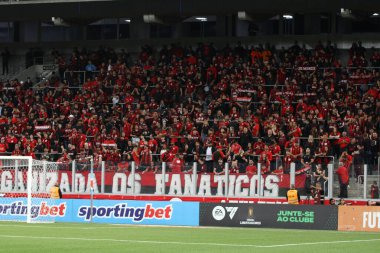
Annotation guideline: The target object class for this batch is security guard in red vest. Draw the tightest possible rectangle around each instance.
[286,184,300,204]
[50,182,62,199]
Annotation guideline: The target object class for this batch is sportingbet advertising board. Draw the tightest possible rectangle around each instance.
[0,198,66,222]
[0,198,199,226]
[71,200,199,225]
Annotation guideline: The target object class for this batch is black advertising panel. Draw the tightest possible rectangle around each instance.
[199,203,338,230]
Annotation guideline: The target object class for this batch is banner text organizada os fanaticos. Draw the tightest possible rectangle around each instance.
[0,170,306,197]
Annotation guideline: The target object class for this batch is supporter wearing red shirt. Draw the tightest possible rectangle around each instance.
[253,138,265,155]
[260,145,273,162]
[251,120,260,137]
[269,141,282,171]
[171,154,184,173]
[290,142,303,161]
[24,146,36,159]
[258,153,270,174]
[339,151,352,169]
[287,122,302,138]
[57,151,72,169]
[336,131,350,154]
[229,141,243,156]
[11,144,22,156]
[139,145,153,173]
[245,159,257,175]
[336,162,349,198]
[5,133,18,152]
[0,137,8,153]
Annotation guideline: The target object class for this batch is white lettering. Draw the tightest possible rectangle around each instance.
[32,171,39,192]
[112,173,127,194]
[183,174,195,195]
[127,173,141,194]
[198,174,211,196]
[228,175,236,196]
[46,172,58,193]
[235,175,249,197]
[16,173,25,192]
[74,173,86,193]
[214,175,224,196]
[168,174,182,195]
[249,175,264,196]
[264,175,279,197]
[60,173,71,192]
[363,212,380,229]
[1,171,13,192]
[154,174,169,194]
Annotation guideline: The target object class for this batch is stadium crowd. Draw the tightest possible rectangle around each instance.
[0,41,379,181]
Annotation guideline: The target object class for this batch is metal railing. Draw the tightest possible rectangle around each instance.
[62,160,301,197]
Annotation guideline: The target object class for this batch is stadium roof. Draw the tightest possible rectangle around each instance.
[0,0,379,21]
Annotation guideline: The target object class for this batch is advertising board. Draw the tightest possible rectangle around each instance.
[200,203,338,230]
[0,198,199,226]
[338,206,380,232]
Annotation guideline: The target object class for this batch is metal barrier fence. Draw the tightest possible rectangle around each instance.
[59,158,380,201]
[60,160,315,198]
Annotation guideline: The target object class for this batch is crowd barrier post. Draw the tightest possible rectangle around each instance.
[363,164,368,199]
[101,161,105,193]
[290,162,295,188]
[327,163,333,199]
[378,157,380,186]
[14,160,19,191]
[162,162,166,196]
[71,160,76,193]
[90,157,94,223]
[131,161,136,195]
[192,162,197,195]
[224,162,229,196]
[257,163,262,196]
[42,160,46,192]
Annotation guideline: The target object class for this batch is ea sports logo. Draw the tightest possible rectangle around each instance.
[212,206,226,220]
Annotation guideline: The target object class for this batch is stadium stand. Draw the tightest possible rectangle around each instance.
[0,41,378,186]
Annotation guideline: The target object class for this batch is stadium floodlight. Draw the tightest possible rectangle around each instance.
[340,8,353,18]
[237,11,253,21]
[195,17,207,22]
[0,156,59,223]
[282,14,293,20]
[124,19,131,23]
[372,13,379,17]
[143,14,163,24]
[51,17,69,26]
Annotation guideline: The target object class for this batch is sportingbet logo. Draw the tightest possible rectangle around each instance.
[78,203,173,222]
[0,201,66,219]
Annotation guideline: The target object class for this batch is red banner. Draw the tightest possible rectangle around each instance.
[0,170,306,198]
[55,170,306,197]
